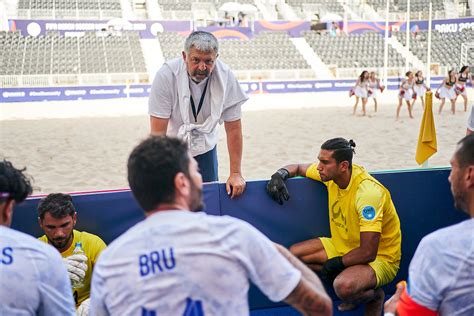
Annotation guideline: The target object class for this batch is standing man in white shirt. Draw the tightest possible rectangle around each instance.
[0,159,75,316]
[90,136,333,316]
[149,31,248,198]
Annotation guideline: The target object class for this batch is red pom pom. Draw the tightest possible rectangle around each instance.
[349,89,355,97]
[379,86,385,93]
[400,90,405,96]
[435,92,440,99]
[412,92,417,100]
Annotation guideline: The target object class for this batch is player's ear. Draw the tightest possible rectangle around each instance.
[339,161,349,172]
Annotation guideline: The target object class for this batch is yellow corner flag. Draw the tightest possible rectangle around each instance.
[416,91,437,165]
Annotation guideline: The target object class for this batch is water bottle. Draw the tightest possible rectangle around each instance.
[72,242,85,289]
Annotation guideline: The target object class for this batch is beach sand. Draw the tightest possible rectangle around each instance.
[0,91,470,194]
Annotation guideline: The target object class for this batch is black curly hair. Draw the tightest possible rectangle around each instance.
[321,138,356,168]
[0,160,33,204]
[127,136,191,212]
[37,193,76,220]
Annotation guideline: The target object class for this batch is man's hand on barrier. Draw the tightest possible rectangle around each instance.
[226,172,246,199]
[320,256,345,284]
[266,168,290,205]
[64,254,88,284]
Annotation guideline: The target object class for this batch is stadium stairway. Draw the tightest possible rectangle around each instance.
[119,0,135,19]
[275,1,299,21]
[336,0,362,20]
[388,36,424,70]
[255,0,278,21]
[141,38,163,78]
[291,38,333,78]
[346,0,382,21]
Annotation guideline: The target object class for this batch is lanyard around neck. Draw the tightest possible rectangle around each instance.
[190,79,209,123]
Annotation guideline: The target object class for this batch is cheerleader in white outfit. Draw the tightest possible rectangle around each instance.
[455,65,472,112]
[436,69,457,114]
[351,70,369,116]
[368,71,384,113]
[413,70,430,110]
[396,71,415,120]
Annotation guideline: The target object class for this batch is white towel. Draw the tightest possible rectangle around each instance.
[165,58,233,156]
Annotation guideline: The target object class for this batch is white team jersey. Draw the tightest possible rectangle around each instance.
[408,218,474,315]
[90,211,301,316]
[0,226,76,316]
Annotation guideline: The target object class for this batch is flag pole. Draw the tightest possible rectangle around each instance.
[383,0,390,87]
[405,0,411,71]
[426,2,432,87]
[423,2,433,169]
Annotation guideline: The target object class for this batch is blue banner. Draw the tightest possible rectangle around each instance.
[1,77,449,103]
[1,84,150,102]
[9,19,192,38]
[347,17,474,34]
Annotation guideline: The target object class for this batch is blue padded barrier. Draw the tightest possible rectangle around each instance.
[11,168,468,314]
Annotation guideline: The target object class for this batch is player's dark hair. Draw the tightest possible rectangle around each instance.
[128,136,190,212]
[38,193,76,219]
[459,65,468,74]
[405,71,412,77]
[456,134,474,168]
[0,160,32,204]
[321,138,356,168]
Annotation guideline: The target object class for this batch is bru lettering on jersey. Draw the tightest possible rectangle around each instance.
[139,247,176,276]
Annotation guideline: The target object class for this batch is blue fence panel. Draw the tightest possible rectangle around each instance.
[11,168,469,313]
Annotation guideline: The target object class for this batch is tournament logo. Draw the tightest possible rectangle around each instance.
[362,206,376,220]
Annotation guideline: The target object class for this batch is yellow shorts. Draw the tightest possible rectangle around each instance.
[320,237,399,288]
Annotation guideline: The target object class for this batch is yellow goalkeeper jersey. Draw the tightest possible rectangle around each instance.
[306,163,401,264]
[39,230,106,306]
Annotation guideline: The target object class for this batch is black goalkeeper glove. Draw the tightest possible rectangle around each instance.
[266,168,290,205]
[320,256,345,284]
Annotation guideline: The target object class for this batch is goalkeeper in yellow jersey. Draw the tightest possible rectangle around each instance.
[266,137,401,316]
[38,193,106,315]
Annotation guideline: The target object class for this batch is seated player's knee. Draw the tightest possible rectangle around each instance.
[333,276,357,301]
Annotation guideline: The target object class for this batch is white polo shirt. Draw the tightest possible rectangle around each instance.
[0,226,76,315]
[90,211,301,316]
[467,105,474,132]
[148,58,248,156]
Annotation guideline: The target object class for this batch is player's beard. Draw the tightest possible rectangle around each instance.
[189,179,205,212]
[50,231,73,250]
[452,185,467,212]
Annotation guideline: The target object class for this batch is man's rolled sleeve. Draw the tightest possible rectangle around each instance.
[221,100,243,122]
[356,181,384,233]
[221,71,248,122]
[148,65,175,119]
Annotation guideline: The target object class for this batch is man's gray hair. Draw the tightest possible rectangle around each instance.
[184,31,219,55]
